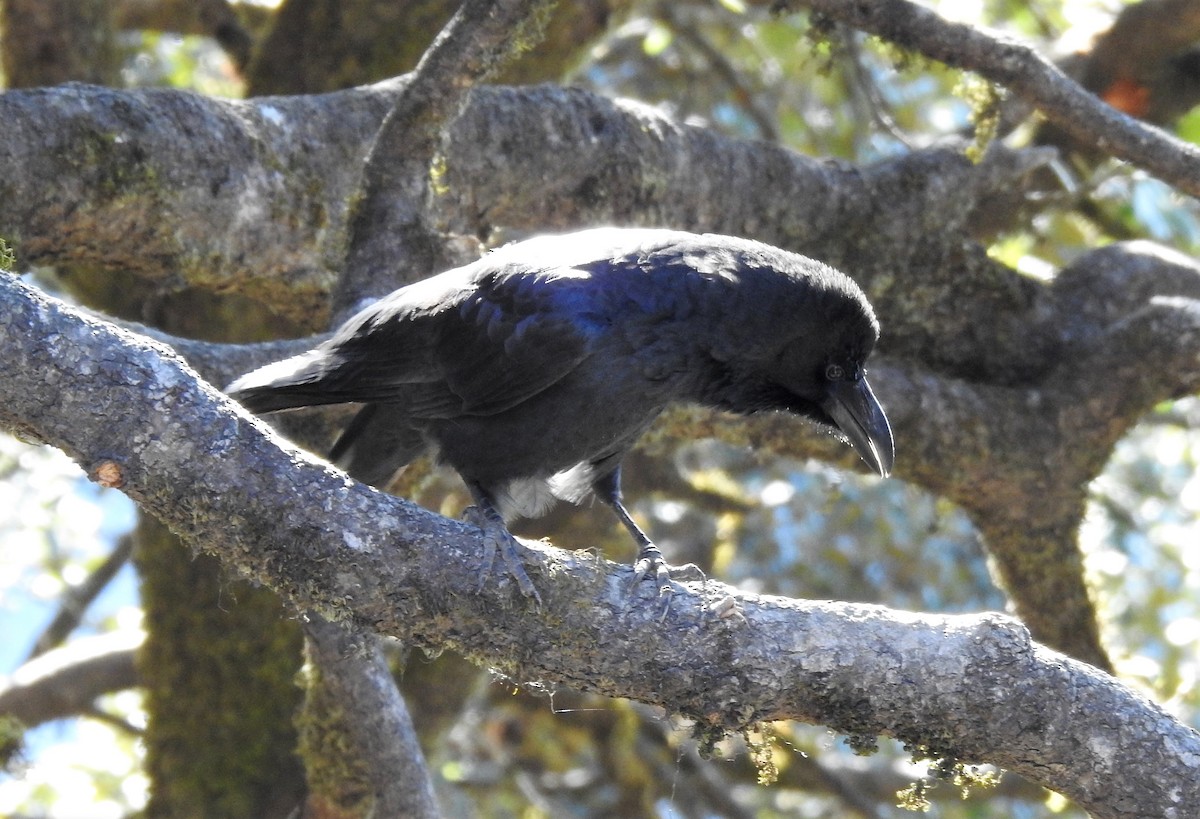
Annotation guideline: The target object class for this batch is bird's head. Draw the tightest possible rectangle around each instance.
[758,317,894,477]
[649,237,895,476]
[710,292,895,478]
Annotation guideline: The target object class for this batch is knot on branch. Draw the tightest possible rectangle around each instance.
[89,459,126,489]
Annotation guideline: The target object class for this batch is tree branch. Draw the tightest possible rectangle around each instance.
[0,632,141,728]
[785,0,1200,197]
[302,2,559,812]
[1,263,1198,819]
[336,0,557,317]
[301,616,440,818]
[26,536,134,660]
[0,81,1052,357]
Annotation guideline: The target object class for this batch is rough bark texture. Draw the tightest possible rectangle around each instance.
[299,617,440,819]
[0,81,1045,334]
[0,275,1196,819]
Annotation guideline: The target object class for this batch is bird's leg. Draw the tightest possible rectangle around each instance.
[464,483,542,605]
[592,468,705,597]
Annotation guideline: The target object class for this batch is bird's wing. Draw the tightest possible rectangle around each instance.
[231,228,715,417]
[312,265,593,418]
[422,269,593,416]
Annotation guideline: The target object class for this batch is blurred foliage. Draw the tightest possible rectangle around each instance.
[119,31,244,96]
[2,0,1200,817]
[1085,399,1200,712]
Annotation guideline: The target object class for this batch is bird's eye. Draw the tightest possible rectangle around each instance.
[825,364,845,381]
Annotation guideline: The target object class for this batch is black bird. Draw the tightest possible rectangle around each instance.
[227,228,894,601]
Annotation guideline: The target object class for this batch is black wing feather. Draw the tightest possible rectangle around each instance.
[227,263,593,418]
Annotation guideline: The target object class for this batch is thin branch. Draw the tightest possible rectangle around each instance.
[785,0,1200,197]
[79,704,143,737]
[0,632,141,728]
[839,26,914,150]
[336,0,558,318]
[26,536,134,661]
[662,5,781,142]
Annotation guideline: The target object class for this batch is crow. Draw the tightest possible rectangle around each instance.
[227,228,894,602]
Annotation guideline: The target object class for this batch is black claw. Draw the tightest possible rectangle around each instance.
[464,505,542,605]
[629,543,706,606]
[629,544,663,590]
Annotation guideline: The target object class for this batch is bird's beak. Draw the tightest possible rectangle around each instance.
[821,377,895,477]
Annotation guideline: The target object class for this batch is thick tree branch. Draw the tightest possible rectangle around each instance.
[0,80,1123,383]
[0,628,1048,812]
[0,81,1054,371]
[784,0,1200,198]
[1,259,1198,819]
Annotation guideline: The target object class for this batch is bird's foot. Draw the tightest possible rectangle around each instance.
[464,506,542,606]
[629,543,705,600]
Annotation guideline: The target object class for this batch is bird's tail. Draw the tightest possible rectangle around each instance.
[225,350,343,414]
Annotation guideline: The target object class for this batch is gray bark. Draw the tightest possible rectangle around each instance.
[302,616,441,818]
